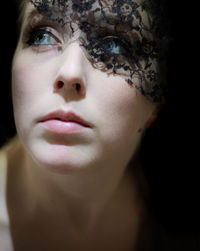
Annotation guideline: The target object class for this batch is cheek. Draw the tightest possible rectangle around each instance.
[96,75,151,124]
[12,54,37,107]
[11,52,48,136]
[90,72,155,143]
[12,55,30,123]
[88,75,154,164]
[11,52,53,117]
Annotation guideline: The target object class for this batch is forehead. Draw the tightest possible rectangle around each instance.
[24,0,152,28]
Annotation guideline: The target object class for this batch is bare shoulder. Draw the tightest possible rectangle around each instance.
[0,138,19,251]
[0,155,13,250]
[0,137,21,224]
[0,146,9,226]
[0,223,14,251]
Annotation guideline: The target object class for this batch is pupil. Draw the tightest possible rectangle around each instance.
[38,33,44,41]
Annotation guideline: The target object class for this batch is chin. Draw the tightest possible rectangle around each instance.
[27,140,94,174]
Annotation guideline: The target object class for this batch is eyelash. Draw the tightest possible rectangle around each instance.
[24,27,61,47]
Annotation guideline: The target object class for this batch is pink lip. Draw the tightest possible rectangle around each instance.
[38,110,92,134]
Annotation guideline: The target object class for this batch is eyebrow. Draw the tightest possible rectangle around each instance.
[25,8,41,23]
[99,14,135,29]
[25,7,71,28]
[24,8,62,30]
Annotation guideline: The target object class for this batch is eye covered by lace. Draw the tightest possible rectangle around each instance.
[28,0,170,103]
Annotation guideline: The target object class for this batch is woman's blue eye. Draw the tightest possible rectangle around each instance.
[96,36,131,58]
[103,37,130,56]
[27,29,59,46]
[89,36,132,60]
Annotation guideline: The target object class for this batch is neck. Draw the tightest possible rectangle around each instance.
[18,144,148,232]
[6,138,152,250]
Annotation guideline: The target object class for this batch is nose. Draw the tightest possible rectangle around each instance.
[54,42,87,99]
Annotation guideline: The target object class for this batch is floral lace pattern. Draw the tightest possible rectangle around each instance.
[29,0,169,103]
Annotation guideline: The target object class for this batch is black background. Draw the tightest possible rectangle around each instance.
[0,0,199,243]
[0,1,18,144]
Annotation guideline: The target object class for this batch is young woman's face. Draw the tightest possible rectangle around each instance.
[12,1,159,173]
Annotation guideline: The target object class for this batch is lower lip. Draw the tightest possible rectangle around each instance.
[40,120,89,134]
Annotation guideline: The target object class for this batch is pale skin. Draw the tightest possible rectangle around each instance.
[0,1,160,250]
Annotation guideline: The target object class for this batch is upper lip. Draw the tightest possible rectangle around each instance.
[38,110,92,128]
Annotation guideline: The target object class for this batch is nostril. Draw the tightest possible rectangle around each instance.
[57,81,64,89]
[55,81,83,93]
[74,83,81,92]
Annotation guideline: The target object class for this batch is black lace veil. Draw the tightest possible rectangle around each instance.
[28,0,171,103]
